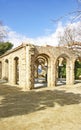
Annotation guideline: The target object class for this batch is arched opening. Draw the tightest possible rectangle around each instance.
[55,55,69,86]
[34,54,48,88]
[0,61,2,79]
[5,59,9,81]
[14,57,19,85]
[74,57,81,84]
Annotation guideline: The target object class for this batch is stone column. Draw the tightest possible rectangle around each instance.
[66,60,75,85]
[47,59,51,87]
[8,58,12,84]
[69,60,75,85]
[25,45,35,90]
[11,58,15,85]
[5,60,9,80]
[35,64,38,78]
[50,59,56,87]
[66,61,70,85]
[2,59,5,79]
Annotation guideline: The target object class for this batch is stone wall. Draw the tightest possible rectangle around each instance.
[0,43,80,90]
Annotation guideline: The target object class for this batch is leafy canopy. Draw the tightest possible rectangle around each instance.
[0,21,13,55]
[0,42,13,56]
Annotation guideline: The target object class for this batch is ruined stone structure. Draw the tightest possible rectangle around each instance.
[0,43,81,90]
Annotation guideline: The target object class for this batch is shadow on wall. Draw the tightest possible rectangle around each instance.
[0,84,81,118]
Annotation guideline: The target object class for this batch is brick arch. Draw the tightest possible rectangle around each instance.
[55,53,75,86]
[33,53,51,88]
[74,56,81,62]
[55,53,71,76]
[55,53,71,63]
[35,53,49,60]
[34,46,54,60]
[34,53,50,65]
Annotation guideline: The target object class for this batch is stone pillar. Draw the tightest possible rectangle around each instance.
[56,66,59,80]
[47,59,51,87]
[5,60,9,80]
[2,59,5,79]
[10,58,16,85]
[0,62,2,79]
[66,60,75,85]
[10,57,20,86]
[35,64,38,78]
[50,59,56,87]
[25,45,35,90]
[66,61,70,85]
[8,58,12,83]
[69,60,75,85]
[18,57,27,88]
[1,59,9,81]
[55,60,59,85]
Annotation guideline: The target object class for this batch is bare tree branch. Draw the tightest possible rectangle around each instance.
[58,21,81,49]
[0,21,7,42]
[52,0,81,23]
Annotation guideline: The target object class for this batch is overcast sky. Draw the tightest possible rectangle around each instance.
[0,0,80,47]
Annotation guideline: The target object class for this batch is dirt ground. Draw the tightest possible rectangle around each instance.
[0,83,81,130]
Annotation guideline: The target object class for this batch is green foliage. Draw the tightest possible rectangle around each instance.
[58,60,81,79]
[75,60,81,79]
[0,42,13,56]
[58,62,66,78]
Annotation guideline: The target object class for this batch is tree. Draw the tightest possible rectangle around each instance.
[75,0,81,21]
[58,25,75,46]
[52,0,81,48]
[0,42,13,56]
[58,22,81,47]
[0,21,7,42]
[0,21,13,55]
[75,60,81,79]
[52,0,81,23]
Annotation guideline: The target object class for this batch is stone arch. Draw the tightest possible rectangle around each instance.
[0,61,2,79]
[14,57,19,85]
[5,59,9,81]
[55,53,71,86]
[34,53,51,88]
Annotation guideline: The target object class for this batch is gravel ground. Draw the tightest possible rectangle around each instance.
[0,83,81,130]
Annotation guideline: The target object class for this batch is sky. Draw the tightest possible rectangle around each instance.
[0,0,80,47]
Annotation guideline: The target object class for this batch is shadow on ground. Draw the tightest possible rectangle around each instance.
[0,84,81,118]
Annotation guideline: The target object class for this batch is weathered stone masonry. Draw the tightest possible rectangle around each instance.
[0,43,81,90]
